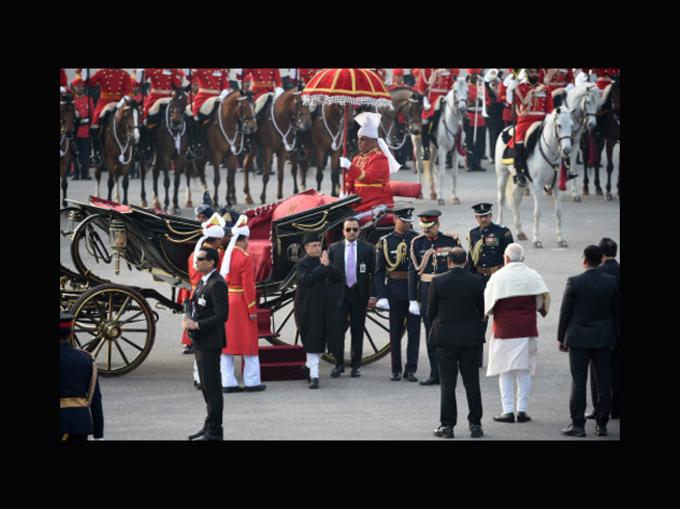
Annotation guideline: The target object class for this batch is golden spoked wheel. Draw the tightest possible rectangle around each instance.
[69,284,157,376]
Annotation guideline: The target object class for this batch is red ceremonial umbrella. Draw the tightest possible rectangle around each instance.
[301,69,392,189]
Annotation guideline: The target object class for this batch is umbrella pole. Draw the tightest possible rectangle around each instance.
[342,103,349,192]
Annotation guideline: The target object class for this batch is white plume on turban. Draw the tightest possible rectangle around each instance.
[193,213,226,269]
[354,112,401,174]
[220,214,250,276]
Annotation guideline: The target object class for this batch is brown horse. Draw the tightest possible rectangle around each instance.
[242,86,312,204]
[290,103,352,197]
[187,90,257,208]
[140,85,189,213]
[60,91,77,206]
[94,98,140,204]
[377,87,424,149]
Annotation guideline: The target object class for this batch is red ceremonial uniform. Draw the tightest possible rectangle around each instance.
[467,80,491,127]
[190,68,231,117]
[291,68,320,86]
[345,147,394,213]
[73,92,95,139]
[417,68,459,120]
[86,69,132,127]
[542,68,574,94]
[591,68,620,90]
[222,247,259,356]
[497,80,514,124]
[136,69,185,120]
[508,80,554,148]
[238,68,282,101]
[60,69,69,90]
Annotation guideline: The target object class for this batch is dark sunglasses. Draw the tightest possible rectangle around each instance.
[196,256,208,262]
[345,227,359,232]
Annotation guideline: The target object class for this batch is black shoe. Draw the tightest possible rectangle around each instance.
[469,424,484,438]
[391,372,401,381]
[561,424,586,437]
[419,377,439,386]
[350,368,361,378]
[493,412,515,423]
[188,429,205,440]
[513,173,527,187]
[403,372,418,382]
[309,378,319,389]
[183,345,194,354]
[330,366,344,378]
[595,425,607,436]
[301,365,310,381]
[223,386,244,393]
[193,432,223,441]
[567,170,579,181]
[423,147,431,161]
[245,384,267,392]
[517,412,531,423]
[433,425,454,438]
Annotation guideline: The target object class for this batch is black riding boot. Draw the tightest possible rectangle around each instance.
[90,127,102,167]
[513,143,527,186]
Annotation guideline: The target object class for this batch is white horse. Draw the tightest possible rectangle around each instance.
[428,77,468,205]
[494,106,574,248]
[563,81,601,201]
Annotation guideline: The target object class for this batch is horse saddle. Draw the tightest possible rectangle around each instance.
[500,121,542,165]
[255,92,274,122]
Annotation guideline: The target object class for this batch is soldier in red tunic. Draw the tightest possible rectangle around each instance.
[80,68,133,166]
[71,75,95,180]
[237,68,283,101]
[507,68,554,186]
[465,69,491,172]
[542,68,575,107]
[134,69,186,121]
[340,112,399,216]
[416,68,459,161]
[219,215,266,393]
[590,68,620,91]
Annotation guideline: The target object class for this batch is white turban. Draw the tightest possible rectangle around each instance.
[193,213,226,269]
[354,112,401,174]
[220,214,250,276]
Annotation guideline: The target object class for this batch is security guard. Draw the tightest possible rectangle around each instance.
[60,313,104,440]
[466,203,513,366]
[375,207,420,382]
[409,210,462,385]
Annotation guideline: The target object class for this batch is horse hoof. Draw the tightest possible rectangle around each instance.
[595,189,603,196]
[517,233,528,241]
[573,196,581,203]
[581,189,589,196]
[185,200,193,208]
[533,241,543,248]
[430,193,438,201]
[558,240,568,248]
[452,197,460,205]
[245,195,254,205]
[140,200,148,208]
[437,199,445,206]
[605,193,613,201]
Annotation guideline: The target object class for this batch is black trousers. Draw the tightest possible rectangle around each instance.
[338,285,368,369]
[194,348,223,436]
[569,347,611,427]
[436,345,482,427]
[388,300,420,374]
[590,345,620,418]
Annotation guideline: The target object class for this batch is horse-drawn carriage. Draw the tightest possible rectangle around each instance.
[60,190,396,376]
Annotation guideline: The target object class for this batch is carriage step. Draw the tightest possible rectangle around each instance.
[258,345,307,381]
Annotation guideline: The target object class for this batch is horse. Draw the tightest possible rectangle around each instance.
[562,81,601,201]
[60,91,77,206]
[94,98,140,204]
[429,77,468,205]
[595,74,620,200]
[242,86,312,204]
[494,106,574,248]
[188,90,257,208]
[292,103,347,197]
[140,84,189,213]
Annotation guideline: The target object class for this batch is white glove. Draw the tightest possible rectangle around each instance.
[408,300,420,315]
[275,87,285,98]
[340,157,352,169]
[377,298,390,310]
[423,96,431,111]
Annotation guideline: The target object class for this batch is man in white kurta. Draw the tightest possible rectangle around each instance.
[484,244,549,423]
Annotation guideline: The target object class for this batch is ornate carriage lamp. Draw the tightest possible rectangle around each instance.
[108,219,128,275]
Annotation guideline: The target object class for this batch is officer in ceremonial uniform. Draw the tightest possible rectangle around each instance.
[237,68,283,101]
[60,313,104,441]
[409,210,462,385]
[416,69,460,162]
[375,207,420,382]
[466,203,514,366]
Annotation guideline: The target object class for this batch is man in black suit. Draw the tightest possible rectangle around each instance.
[427,247,485,438]
[558,245,620,437]
[328,218,377,378]
[183,247,229,441]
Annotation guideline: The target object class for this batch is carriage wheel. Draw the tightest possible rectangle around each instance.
[69,213,114,285]
[262,292,391,366]
[69,283,157,377]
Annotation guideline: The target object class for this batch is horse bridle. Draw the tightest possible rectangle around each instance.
[538,110,572,166]
[112,103,139,165]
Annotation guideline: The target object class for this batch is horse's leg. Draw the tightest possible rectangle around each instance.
[140,159,149,207]
[604,138,615,201]
[212,150,223,208]
[61,159,68,207]
[122,168,130,205]
[530,179,543,248]
[329,151,339,196]
[260,148,274,204]
[172,158,184,214]
[450,150,460,205]
[163,161,172,212]
[94,164,101,198]
[494,143,508,226]
[243,150,254,205]
[554,189,567,247]
[277,150,287,201]
[508,171,526,242]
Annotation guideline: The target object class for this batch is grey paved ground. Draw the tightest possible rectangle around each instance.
[60,143,620,441]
